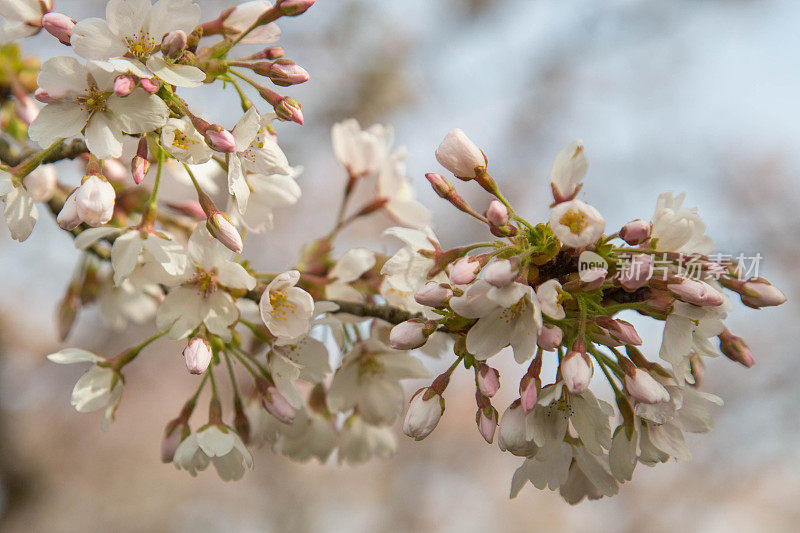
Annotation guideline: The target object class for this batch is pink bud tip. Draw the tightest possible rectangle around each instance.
[140,78,160,93]
[205,126,237,153]
[113,76,134,97]
[620,219,651,246]
[278,0,316,16]
[42,13,74,45]
[486,199,508,227]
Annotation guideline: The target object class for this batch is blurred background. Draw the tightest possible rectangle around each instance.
[1,0,799,531]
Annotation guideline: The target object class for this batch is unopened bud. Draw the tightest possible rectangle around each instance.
[272,97,304,125]
[519,374,539,413]
[719,328,755,367]
[277,0,316,16]
[183,336,212,375]
[450,256,480,285]
[482,259,518,287]
[204,125,237,153]
[739,279,787,308]
[261,383,296,424]
[113,75,134,97]
[485,199,508,227]
[560,348,593,394]
[161,30,187,59]
[624,368,670,404]
[435,129,486,179]
[42,12,75,45]
[668,278,724,307]
[140,78,160,93]
[476,405,498,444]
[414,281,453,307]
[620,219,650,245]
[206,212,243,253]
[476,363,500,397]
[403,388,444,441]
[536,324,563,351]
[256,59,309,86]
[596,317,642,346]
[389,319,435,350]
[619,253,653,291]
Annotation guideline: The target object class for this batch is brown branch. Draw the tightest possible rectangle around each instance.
[0,137,89,167]
[327,300,422,325]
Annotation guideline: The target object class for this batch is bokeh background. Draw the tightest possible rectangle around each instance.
[1,0,799,531]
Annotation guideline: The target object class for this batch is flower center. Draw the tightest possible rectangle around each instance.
[559,209,588,235]
[269,290,296,322]
[78,85,110,113]
[125,31,158,59]
[192,269,218,296]
[498,298,527,324]
[172,130,197,151]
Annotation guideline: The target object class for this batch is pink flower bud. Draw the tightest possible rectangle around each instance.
[560,350,593,394]
[161,30,187,59]
[113,75,135,97]
[34,88,55,103]
[498,400,536,456]
[620,219,651,245]
[619,253,653,291]
[277,0,316,16]
[596,317,642,346]
[476,406,498,444]
[140,78,160,93]
[740,279,787,308]
[668,278,724,307]
[273,97,304,125]
[482,259,518,287]
[257,59,309,86]
[262,384,296,424]
[389,319,433,350]
[425,172,454,197]
[624,368,670,404]
[206,212,243,253]
[57,194,81,230]
[403,388,444,441]
[414,281,453,307]
[166,201,206,219]
[450,256,480,285]
[719,329,755,367]
[435,129,486,179]
[536,324,563,351]
[476,363,500,397]
[183,336,212,375]
[485,199,508,227]
[42,12,75,45]
[519,375,538,413]
[130,157,148,184]
[204,125,237,153]
[14,94,39,125]
[579,267,607,290]
[74,175,116,227]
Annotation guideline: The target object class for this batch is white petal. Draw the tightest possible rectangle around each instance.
[71,18,127,60]
[47,348,104,364]
[330,248,376,283]
[111,231,144,285]
[3,186,37,241]
[28,103,89,147]
[231,107,261,151]
[85,113,125,159]
[227,155,249,215]
[107,89,169,133]
[74,226,121,250]
[216,262,256,290]
[106,0,150,38]
[146,56,205,88]
[144,0,201,38]
[37,56,88,97]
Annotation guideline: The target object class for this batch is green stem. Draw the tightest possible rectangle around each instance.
[223,352,242,401]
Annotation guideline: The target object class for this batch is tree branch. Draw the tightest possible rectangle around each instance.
[0,137,89,167]
[327,300,422,325]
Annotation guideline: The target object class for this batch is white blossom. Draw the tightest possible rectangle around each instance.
[650,192,714,254]
[536,279,566,320]
[435,129,486,179]
[70,0,205,88]
[173,425,254,480]
[223,1,281,44]
[337,415,397,466]
[29,57,169,159]
[259,270,314,342]
[156,225,255,341]
[376,146,431,229]
[380,226,439,293]
[58,175,116,229]
[550,139,587,202]
[332,118,393,177]
[228,169,301,233]
[161,117,213,164]
[326,248,376,302]
[327,339,428,425]
[0,170,37,242]
[228,107,291,213]
[549,199,605,249]
[660,301,726,384]
[0,0,50,42]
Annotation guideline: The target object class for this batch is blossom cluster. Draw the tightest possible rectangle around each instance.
[0,0,786,504]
